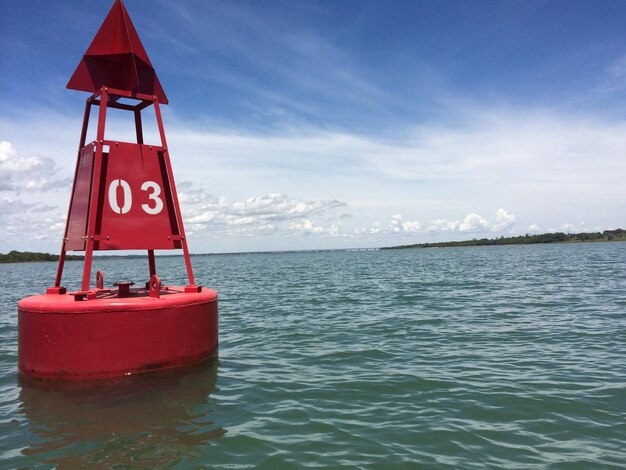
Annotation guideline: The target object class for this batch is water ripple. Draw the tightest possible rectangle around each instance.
[0,243,625,467]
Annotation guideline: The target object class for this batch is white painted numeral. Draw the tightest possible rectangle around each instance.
[108,179,132,214]
[141,181,164,215]
[107,179,164,215]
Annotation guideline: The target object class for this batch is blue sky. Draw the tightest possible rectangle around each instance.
[1,0,625,253]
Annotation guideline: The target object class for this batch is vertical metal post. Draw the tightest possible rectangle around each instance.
[134,107,144,144]
[148,249,156,277]
[54,244,67,288]
[153,98,196,286]
[136,104,153,279]
[81,88,109,291]
[55,98,93,287]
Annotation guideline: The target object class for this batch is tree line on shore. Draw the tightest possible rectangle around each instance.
[0,250,84,263]
[2,228,624,261]
[381,228,626,250]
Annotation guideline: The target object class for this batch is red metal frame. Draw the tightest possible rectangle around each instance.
[54,87,197,292]
[20,0,216,382]
[66,0,168,103]
[54,0,197,293]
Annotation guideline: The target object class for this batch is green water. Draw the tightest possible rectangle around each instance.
[1,243,625,468]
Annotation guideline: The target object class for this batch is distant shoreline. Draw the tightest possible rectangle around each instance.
[380,229,626,250]
[0,251,84,264]
[2,229,624,263]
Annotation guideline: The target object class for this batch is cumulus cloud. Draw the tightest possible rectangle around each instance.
[388,214,421,233]
[289,219,339,236]
[3,103,621,252]
[492,208,516,231]
[0,141,69,193]
[177,181,214,205]
[559,222,589,233]
[354,209,516,238]
[353,222,381,235]
[426,212,489,233]
[2,102,625,253]
[180,186,347,237]
[0,197,57,215]
[179,186,518,241]
[380,209,517,236]
[0,142,68,248]
[2,211,66,242]
[527,224,541,233]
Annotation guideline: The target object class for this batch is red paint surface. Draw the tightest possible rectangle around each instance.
[19,1,217,381]
[65,144,95,251]
[56,0,198,291]
[66,141,184,251]
[66,0,168,103]
[18,289,218,380]
[99,142,179,250]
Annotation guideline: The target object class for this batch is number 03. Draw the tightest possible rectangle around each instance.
[108,179,164,215]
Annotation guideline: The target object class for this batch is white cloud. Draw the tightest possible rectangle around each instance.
[176,181,214,205]
[427,213,488,233]
[559,222,590,234]
[388,214,421,233]
[492,208,516,232]
[180,185,516,241]
[424,209,516,234]
[0,142,68,251]
[527,224,541,233]
[354,222,381,235]
[152,108,626,243]
[353,209,516,238]
[0,197,56,215]
[2,102,625,252]
[289,219,339,236]
[2,211,66,242]
[181,188,347,238]
[459,213,490,232]
[0,141,69,193]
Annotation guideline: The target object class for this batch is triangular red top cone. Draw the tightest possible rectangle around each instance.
[67,0,168,103]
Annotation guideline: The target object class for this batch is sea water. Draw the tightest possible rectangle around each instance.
[0,242,624,468]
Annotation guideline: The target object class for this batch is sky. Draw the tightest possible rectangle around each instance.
[1,0,625,254]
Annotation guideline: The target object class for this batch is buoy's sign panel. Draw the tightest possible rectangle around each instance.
[65,142,181,251]
[66,145,95,251]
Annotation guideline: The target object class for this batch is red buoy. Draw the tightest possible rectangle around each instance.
[18,0,218,380]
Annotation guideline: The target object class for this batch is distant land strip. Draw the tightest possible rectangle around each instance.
[381,228,626,250]
[0,251,84,264]
[2,228,624,262]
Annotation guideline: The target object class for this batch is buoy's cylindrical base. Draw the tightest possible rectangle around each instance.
[18,288,218,380]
